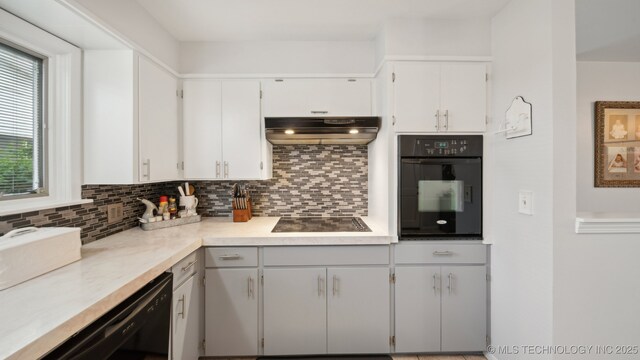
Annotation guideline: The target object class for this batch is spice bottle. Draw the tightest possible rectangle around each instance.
[168,197,178,219]
[158,196,169,221]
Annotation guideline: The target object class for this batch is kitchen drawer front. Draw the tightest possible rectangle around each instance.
[205,247,258,268]
[394,244,486,264]
[263,246,389,266]
[172,251,198,289]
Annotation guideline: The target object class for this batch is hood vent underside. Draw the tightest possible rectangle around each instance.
[265,117,381,145]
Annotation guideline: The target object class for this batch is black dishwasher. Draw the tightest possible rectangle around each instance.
[43,272,172,360]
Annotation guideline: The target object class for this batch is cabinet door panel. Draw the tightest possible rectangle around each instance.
[310,79,372,116]
[173,276,199,360]
[263,268,327,355]
[205,269,258,356]
[221,81,262,179]
[139,56,179,181]
[262,80,310,117]
[440,63,487,132]
[327,267,390,354]
[393,62,440,132]
[183,80,222,179]
[394,266,441,352]
[441,265,486,352]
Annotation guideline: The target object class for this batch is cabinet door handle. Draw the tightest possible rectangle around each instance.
[434,110,440,130]
[224,161,229,178]
[318,275,325,297]
[177,294,185,319]
[218,254,241,260]
[310,110,328,114]
[142,159,151,179]
[433,251,453,256]
[447,273,453,295]
[216,161,221,178]
[432,273,438,295]
[332,275,337,296]
[181,260,197,272]
[248,276,253,298]
[443,109,449,130]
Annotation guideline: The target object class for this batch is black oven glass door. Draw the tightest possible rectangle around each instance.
[400,157,482,238]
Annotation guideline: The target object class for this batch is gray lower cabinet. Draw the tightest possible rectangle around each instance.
[172,275,200,360]
[394,264,486,353]
[263,267,327,355]
[263,266,390,355]
[327,267,390,354]
[395,266,441,353]
[440,265,487,352]
[205,268,259,356]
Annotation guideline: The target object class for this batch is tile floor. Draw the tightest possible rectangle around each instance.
[393,355,486,360]
[209,356,486,360]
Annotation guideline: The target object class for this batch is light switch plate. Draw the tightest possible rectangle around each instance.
[518,191,533,215]
[107,203,124,224]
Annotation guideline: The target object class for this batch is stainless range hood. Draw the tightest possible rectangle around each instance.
[265,117,381,145]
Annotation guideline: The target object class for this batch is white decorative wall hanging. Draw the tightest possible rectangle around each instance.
[495,96,533,139]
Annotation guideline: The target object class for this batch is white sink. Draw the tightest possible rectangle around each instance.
[0,227,81,291]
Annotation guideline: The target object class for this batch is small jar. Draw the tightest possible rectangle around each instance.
[168,197,178,219]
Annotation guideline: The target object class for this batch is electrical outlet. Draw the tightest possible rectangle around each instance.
[107,203,124,224]
[518,191,533,215]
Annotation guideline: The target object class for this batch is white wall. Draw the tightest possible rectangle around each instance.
[490,0,555,358]
[552,63,640,358]
[576,61,640,212]
[69,0,180,71]
[377,17,492,60]
[179,41,376,75]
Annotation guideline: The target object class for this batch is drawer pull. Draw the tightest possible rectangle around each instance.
[181,260,197,272]
[433,251,453,256]
[219,254,242,260]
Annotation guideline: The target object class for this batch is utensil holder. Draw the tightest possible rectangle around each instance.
[232,198,252,222]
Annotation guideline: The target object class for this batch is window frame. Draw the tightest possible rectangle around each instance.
[0,37,49,201]
[0,8,89,216]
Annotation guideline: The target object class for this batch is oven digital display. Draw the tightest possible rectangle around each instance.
[434,141,449,149]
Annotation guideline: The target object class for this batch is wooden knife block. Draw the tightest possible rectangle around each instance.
[232,198,252,222]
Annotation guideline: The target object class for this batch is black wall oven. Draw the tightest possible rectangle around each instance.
[398,135,483,240]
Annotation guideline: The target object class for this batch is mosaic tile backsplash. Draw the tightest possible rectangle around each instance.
[0,145,368,244]
[195,145,368,217]
[0,182,181,244]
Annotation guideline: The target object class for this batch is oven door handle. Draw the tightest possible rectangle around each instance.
[401,158,481,165]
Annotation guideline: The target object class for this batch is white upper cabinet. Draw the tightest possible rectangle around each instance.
[262,78,372,117]
[84,50,181,184]
[139,57,180,182]
[440,63,488,133]
[392,62,441,132]
[183,79,265,180]
[392,62,487,133]
[183,80,222,179]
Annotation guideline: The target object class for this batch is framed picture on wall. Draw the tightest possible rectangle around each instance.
[595,101,640,187]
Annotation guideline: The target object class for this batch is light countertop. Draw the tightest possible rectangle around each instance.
[0,216,392,359]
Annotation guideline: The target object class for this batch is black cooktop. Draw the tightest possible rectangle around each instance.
[271,217,372,233]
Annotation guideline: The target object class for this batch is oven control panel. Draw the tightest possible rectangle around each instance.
[398,135,483,157]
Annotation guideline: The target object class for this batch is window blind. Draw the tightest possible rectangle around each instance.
[0,41,45,198]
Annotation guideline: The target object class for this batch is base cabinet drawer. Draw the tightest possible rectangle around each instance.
[394,264,486,353]
[205,268,259,356]
[395,243,486,264]
[205,247,258,267]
